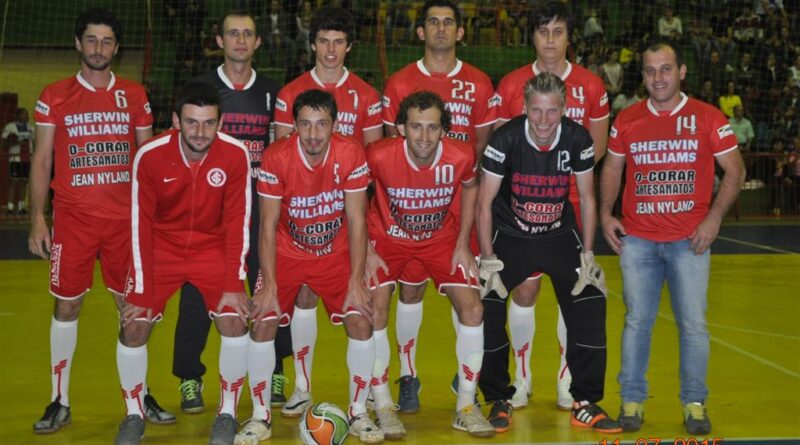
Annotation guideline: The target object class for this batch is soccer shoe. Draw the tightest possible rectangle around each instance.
[570,403,623,433]
[143,393,177,424]
[179,378,204,413]
[452,404,496,438]
[280,388,312,417]
[619,401,644,432]
[395,375,421,414]
[510,380,530,409]
[556,374,573,410]
[375,405,406,440]
[114,415,145,445]
[348,413,385,444]
[683,402,712,435]
[209,413,237,445]
[270,373,288,407]
[450,373,480,406]
[33,397,71,434]
[487,400,512,433]
[234,418,272,445]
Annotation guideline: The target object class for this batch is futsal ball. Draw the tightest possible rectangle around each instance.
[299,402,350,445]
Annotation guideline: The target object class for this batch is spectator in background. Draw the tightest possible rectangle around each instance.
[471,0,496,45]
[285,47,311,83]
[690,18,713,66]
[719,80,743,118]
[173,26,203,94]
[759,53,785,91]
[201,21,224,71]
[703,50,729,97]
[696,79,718,105]
[264,0,291,66]
[612,83,646,117]
[583,8,604,43]
[733,5,761,49]
[788,136,800,212]
[2,108,33,215]
[295,0,314,62]
[788,54,800,87]
[657,7,683,45]
[730,104,755,153]
[709,7,736,66]
[733,51,758,87]
[601,48,623,96]
[766,138,790,215]
[501,1,529,47]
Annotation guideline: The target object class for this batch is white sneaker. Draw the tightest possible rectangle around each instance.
[280,388,312,418]
[234,418,271,445]
[375,405,406,440]
[348,413,385,444]
[557,373,573,410]
[510,380,530,409]
[452,404,495,438]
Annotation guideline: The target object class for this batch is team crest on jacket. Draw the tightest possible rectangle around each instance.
[207,168,227,187]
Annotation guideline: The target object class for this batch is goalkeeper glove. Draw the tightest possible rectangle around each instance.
[571,251,608,296]
[479,255,508,299]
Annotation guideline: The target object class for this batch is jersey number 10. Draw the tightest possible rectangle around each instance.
[435,164,454,185]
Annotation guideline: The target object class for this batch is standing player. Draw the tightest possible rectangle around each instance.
[172,9,282,414]
[477,73,621,434]
[114,82,251,445]
[235,89,383,445]
[365,91,494,438]
[601,42,744,435]
[380,0,497,413]
[28,8,174,434]
[2,108,33,215]
[492,0,609,412]
[270,6,383,418]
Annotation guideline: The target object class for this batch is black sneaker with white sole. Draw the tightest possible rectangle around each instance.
[33,396,71,434]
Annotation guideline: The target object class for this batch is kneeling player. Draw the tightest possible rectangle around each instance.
[237,89,383,445]
[115,83,252,445]
[365,92,494,438]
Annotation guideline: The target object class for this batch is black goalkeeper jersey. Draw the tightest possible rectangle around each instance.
[481,115,594,239]
[193,65,281,178]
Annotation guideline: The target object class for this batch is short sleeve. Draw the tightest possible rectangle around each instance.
[257,152,284,198]
[571,128,595,174]
[710,110,740,156]
[345,147,369,191]
[482,133,509,177]
[35,87,56,126]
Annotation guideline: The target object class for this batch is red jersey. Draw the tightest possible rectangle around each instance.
[495,61,609,128]
[367,137,476,246]
[382,59,498,143]
[130,129,251,298]
[35,72,153,219]
[257,132,370,259]
[608,94,739,241]
[274,68,382,144]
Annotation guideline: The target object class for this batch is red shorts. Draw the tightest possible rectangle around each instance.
[254,250,358,326]
[124,246,237,320]
[49,207,130,299]
[372,234,479,295]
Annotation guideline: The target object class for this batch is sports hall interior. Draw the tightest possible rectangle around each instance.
[0,1,798,444]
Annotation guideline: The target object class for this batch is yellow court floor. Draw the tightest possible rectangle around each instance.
[1,254,798,445]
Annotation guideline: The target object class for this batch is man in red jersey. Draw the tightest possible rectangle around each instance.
[380,0,498,413]
[238,89,383,445]
[28,8,173,434]
[601,42,744,436]
[491,0,610,413]
[365,91,494,438]
[270,7,384,418]
[114,82,251,445]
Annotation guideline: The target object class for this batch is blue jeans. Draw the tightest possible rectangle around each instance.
[617,235,710,405]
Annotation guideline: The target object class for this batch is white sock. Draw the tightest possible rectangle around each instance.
[557,308,571,384]
[509,301,535,387]
[395,301,422,377]
[117,341,147,417]
[347,337,375,417]
[50,317,78,406]
[455,323,483,411]
[218,334,248,417]
[291,307,317,392]
[371,328,393,410]
[450,306,459,333]
[247,338,275,422]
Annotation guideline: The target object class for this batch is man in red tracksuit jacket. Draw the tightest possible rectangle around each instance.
[113,82,251,445]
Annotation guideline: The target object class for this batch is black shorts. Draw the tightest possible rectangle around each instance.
[10,162,30,178]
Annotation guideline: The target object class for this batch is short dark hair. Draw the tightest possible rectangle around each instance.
[174,82,222,117]
[218,10,258,37]
[310,7,355,45]
[643,41,684,67]
[418,0,462,28]
[75,7,122,42]
[293,89,338,122]
[530,1,574,38]
[396,91,451,133]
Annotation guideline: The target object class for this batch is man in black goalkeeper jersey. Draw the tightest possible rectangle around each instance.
[476,72,621,434]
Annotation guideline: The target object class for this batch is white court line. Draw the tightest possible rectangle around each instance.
[716,235,799,255]
[706,321,800,340]
[608,290,800,379]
